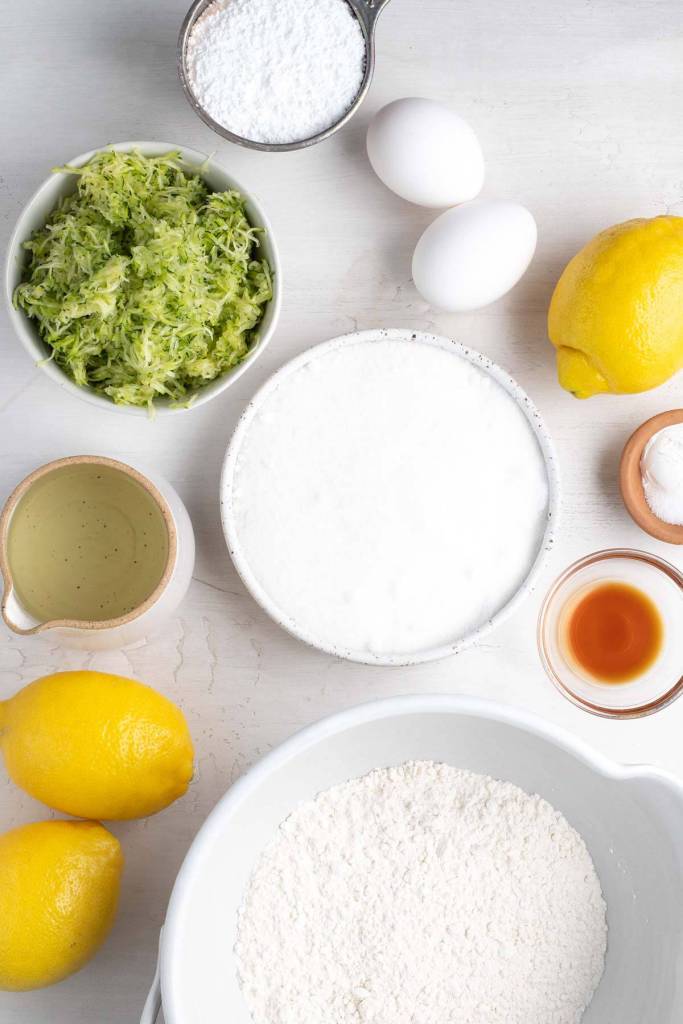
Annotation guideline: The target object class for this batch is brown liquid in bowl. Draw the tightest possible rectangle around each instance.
[562,581,663,684]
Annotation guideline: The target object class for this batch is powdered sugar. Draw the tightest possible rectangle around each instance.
[235,761,607,1024]
[186,0,366,144]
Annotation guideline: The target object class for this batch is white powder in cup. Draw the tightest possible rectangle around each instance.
[186,0,366,144]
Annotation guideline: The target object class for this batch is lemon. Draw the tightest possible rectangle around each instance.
[0,671,194,820]
[0,820,122,991]
[548,216,683,397]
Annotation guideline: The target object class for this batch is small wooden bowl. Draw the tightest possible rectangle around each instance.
[620,410,683,545]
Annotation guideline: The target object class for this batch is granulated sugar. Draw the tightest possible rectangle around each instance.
[235,761,607,1024]
[228,337,550,659]
[186,0,366,144]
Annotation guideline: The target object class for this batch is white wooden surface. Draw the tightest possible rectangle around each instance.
[1,1,682,1020]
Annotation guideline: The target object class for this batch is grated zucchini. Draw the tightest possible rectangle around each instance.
[15,149,272,410]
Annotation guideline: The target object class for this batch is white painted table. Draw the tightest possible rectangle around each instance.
[1,1,682,1019]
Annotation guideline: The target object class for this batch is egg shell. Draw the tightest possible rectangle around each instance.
[412,199,538,312]
[366,97,485,208]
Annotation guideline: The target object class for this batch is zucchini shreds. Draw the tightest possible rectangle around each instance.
[15,149,272,410]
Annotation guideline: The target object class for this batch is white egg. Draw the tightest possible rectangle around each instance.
[412,199,537,312]
[366,97,485,208]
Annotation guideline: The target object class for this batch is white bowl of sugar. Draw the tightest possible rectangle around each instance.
[220,329,559,664]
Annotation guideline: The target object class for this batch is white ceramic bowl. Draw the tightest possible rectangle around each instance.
[4,141,281,416]
[140,695,683,1023]
[220,329,560,665]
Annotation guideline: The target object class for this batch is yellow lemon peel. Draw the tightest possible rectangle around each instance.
[0,820,122,991]
[0,671,194,820]
[548,216,683,397]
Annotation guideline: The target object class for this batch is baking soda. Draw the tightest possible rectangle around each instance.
[641,423,683,526]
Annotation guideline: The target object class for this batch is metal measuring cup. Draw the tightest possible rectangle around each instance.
[177,0,392,152]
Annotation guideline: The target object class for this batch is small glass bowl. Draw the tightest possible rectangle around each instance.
[538,549,683,718]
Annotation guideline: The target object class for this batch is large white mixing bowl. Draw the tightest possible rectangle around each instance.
[140,696,683,1023]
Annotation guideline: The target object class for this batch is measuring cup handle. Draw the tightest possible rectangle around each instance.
[353,0,392,36]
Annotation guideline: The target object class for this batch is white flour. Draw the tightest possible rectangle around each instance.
[229,338,550,658]
[186,0,366,144]
[235,762,607,1024]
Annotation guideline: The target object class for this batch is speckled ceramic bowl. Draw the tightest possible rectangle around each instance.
[219,329,560,665]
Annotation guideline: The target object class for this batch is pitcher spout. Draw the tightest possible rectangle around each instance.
[1,587,42,635]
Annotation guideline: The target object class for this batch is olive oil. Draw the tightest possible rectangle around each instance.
[562,581,663,684]
[7,463,169,623]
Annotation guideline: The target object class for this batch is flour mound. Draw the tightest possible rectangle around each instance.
[235,761,607,1024]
